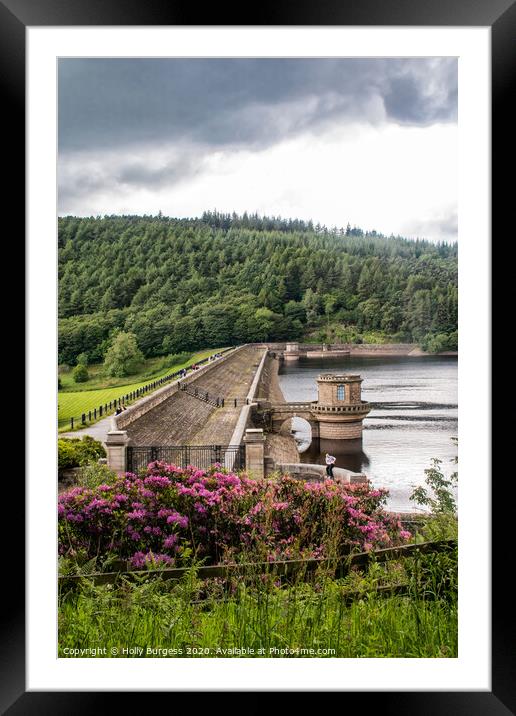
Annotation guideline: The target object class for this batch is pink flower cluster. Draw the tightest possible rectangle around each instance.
[58,462,411,570]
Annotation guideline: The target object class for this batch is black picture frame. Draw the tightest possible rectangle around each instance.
[7,0,510,711]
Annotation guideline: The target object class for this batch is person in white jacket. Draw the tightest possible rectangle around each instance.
[325,453,336,479]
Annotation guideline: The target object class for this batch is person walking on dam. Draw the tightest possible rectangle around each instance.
[325,453,336,479]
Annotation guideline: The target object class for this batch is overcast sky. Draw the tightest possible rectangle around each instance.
[58,58,458,242]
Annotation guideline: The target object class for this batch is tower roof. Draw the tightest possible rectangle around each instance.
[317,373,363,383]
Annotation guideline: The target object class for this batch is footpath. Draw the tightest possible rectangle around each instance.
[60,415,113,444]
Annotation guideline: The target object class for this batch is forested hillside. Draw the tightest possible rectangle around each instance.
[58,212,458,365]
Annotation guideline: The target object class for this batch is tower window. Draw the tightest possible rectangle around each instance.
[337,385,345,400]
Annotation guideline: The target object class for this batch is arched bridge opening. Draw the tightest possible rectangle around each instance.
[277,416,314,453]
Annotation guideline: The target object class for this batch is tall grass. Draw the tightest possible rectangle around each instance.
[59,547,457,658]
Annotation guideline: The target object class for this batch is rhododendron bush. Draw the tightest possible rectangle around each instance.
[58,462,411,569]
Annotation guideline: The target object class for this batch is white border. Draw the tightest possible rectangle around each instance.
[27,27,490,691]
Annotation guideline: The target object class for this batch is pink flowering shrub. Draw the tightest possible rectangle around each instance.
[58,462,411,570]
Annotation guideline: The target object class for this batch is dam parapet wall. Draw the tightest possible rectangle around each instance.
[113,345,248,431]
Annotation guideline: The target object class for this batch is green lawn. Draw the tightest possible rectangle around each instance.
[59,353,194,392]
[58,348,225,430]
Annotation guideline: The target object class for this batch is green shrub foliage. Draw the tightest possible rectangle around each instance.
[72,364,89,383]
[58,436,107,470]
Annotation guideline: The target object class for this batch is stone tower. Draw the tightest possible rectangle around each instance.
[312,374,371,453]
[284,341,300,360]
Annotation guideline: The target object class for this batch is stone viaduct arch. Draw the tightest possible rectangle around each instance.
[257,373,371,454]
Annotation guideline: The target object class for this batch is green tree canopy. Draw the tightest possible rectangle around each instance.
[58,214,458,359]
[103,332,144,377]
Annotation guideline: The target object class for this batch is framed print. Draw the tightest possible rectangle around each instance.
[5,0,511,710]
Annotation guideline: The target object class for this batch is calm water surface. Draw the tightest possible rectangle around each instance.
[278,355,458,512]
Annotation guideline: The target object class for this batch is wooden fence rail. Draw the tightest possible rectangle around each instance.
[59,539,457,587]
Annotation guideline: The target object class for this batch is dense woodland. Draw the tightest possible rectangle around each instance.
[58,212,458,365]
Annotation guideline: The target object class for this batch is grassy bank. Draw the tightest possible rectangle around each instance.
[59,551,457,658]
[58,348,224,430]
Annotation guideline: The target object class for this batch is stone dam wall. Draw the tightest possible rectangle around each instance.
[116,345,267,447]
[114,345,246,431]
[264,342,422,356]
[104,346,370,483]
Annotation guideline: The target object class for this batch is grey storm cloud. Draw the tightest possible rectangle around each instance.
[402,208,458,242]
[58,151,205,207]
[115,155,203,187]
[58,58,457,154]
[58,57,457,225]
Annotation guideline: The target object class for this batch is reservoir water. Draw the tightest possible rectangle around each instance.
[278,355,458,512]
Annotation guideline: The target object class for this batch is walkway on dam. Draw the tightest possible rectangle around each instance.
[60,414,113,444]
[124,345,265,446]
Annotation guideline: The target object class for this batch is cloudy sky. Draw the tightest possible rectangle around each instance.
[58,58,458,242]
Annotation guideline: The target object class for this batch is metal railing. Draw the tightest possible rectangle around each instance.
[179,383,224,407]
[126,444,245,473]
